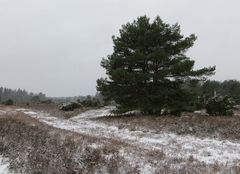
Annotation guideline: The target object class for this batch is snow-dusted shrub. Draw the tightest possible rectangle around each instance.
[0,114,133,174]
[59,102,82,111]
[206,96,234,116]
[4,99,14,105]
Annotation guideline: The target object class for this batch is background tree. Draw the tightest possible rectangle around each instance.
[31,96,41,104]
[221,80,240,103]
[97,16,215,115]
[0,87,46,104]
[206,96,234,116]
[4,99,14,105]
[201,80,221,98]
[196,80,240,105]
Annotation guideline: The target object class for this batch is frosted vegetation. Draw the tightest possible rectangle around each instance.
[20,107,240,166]
[0,156,10,174]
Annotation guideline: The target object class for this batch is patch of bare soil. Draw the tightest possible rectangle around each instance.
[95,111,240,141]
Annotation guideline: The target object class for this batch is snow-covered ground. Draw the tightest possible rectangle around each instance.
[17,107,240,166]
[0,156,10,174]
[0,110,7,116]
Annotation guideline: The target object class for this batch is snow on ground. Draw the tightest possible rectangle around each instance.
[22,111,38,115]
[0,110,7,116]
[19,107,240,166]
[0,156,10,174]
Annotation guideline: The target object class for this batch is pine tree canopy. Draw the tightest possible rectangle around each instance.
[97,15,215,115]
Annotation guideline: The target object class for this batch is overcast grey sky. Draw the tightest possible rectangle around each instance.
[0,0,239,97]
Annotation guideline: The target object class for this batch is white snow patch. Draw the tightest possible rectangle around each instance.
[118,148,156,174]
[0,156,10,174]
[0,110,6,115]
[15,108,27,111]
[21,107,240,166]
[23,111,37,115]
[140,164,156,174]
[88,143,103,149]
[122,110,142,115]
[71,106,114,120]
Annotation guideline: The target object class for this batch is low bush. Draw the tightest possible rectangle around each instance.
[0,115,132,174]
[80,96,101,107]
[206,96,234,116]
[59,102,82,111]
[4,99,14,105]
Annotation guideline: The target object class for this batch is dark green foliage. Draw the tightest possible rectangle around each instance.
[201,80,222,99]
[40,99,53,104]
[97,16,215,115]
[59,102,82,111]
[31,96,40,103]
[4,99,14,105]
[206,96,234,116]
[193,80,240,109]
[221,80,240,103]
[80,96,101,107]
[0,87,46,104]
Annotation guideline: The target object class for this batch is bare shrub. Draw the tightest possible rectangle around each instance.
[0,114,137,173]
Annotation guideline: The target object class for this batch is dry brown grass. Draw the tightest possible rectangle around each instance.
[0,113,133,174]
[1,106,240,173]
[17,103,98,119]
[95,111,240,141]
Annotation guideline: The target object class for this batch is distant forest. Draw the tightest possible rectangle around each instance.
[1,79,240,106]
[0,87,46,103]
[196,80,240,103]
[0,86,103,104]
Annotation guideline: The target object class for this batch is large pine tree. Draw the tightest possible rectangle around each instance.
[97,16,215,115]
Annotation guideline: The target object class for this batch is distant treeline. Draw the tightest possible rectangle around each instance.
[182,79,240,113]
[0,86,104,106]
[0,87,46,103]
[196,80,240,103]
[51,96,86,104]
[51,93,104,104]
[1,80,239,108]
